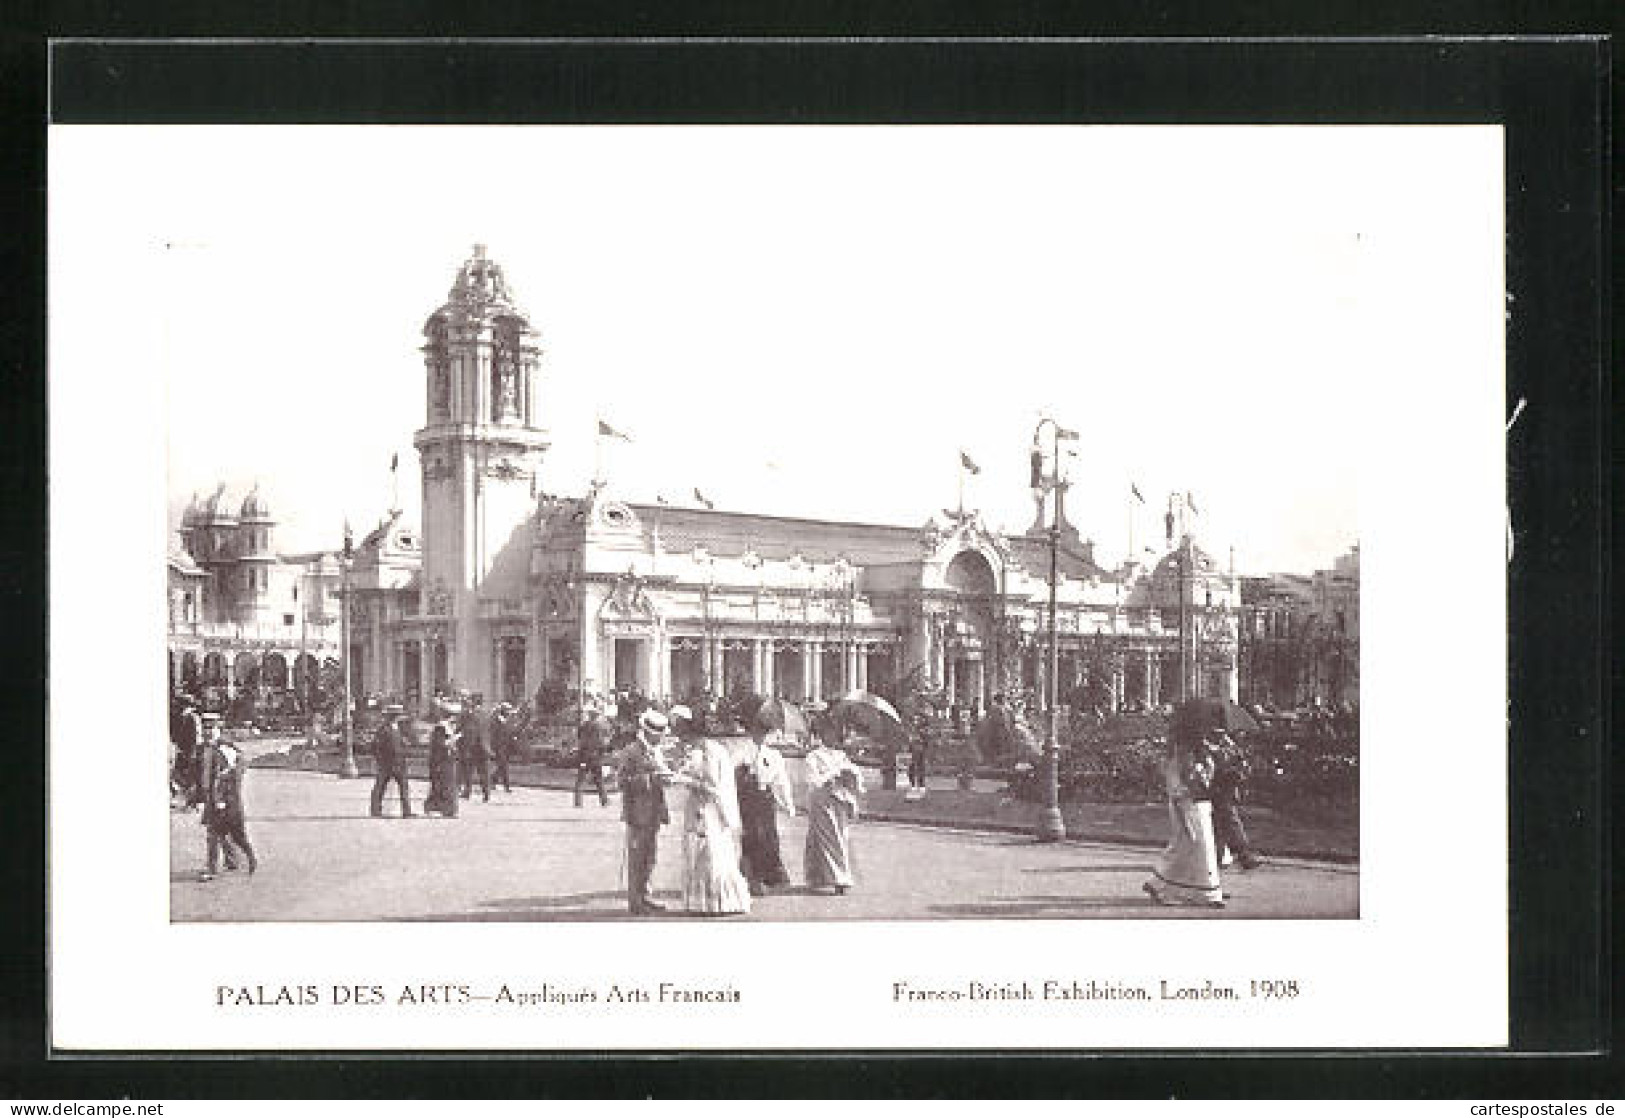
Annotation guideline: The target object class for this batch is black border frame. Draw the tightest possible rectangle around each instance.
[5,29,1614,1098]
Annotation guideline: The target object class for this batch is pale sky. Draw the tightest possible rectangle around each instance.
[48,124,1504,575]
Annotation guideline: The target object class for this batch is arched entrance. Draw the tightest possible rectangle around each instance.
[943,550,998,710]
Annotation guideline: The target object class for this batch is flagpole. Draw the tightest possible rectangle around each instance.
[1128,487,1135,565]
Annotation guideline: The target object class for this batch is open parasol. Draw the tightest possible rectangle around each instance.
[832,690,907,741]
[1173,696,1260,738]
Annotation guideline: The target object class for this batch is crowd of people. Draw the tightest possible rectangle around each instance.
[172,678,1277,915]
[608,697,864,917]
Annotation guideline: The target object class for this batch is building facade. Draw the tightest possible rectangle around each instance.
[1238,544,1360,709]
[167,483,347,710]
[170,246,1248,717]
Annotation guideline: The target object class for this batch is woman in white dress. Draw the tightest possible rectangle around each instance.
[803,724,865,895]
[1142,732,1225,908]
[668,707,752,916]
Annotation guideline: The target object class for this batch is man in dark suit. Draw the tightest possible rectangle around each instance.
[617,709,673,914]
[369,704,414,818]
[1209,731,1262,871]
[459,695,491,803]
[489,702,515,793]
[574,704,614,808]
[199,718,256,880]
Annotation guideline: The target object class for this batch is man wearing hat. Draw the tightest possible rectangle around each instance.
[199,714,256,880]
[489,702,515,794]
[616,709,674,914]
[574,702,615,808]
[459,694,491,803]
[369,703,414,818]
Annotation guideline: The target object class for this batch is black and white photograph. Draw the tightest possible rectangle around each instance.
[49,120,1510,1051]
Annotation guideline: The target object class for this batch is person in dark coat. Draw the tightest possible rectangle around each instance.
[171,696,204,808]
[574,705,614,808]
[617,708,674,914]
[459,697,490,802]
[423,701,461,817]
[489,703,515,793]
[199,720,256,880]
[368,704,414,818]
[908,712,935,790]
[735,700,795,896]
[1209,730,1262,870]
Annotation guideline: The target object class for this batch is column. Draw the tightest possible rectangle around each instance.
[844,643,859,695]
[579,587,603,696]
[1142,649,1155,708]
[855,644,869,691]
[710,637,725,697]
[806,641,821,702]
[945,657,957,702]
[755,638,773,697]
[649,634,667,700]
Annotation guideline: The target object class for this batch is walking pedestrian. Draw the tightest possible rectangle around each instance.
[804,721,864,895]
[1142,728,1224,908]
[423,699,461,817]
[735,700,795,896]
[667,706,750,916]
[908,712,934,791]
[574,703,614,808]
[199,716,256,880]
[459,695,490,802]
[617,708,674,915]
[1209,731,1261,870]
[489,702,514,793]
[368,703,414,818]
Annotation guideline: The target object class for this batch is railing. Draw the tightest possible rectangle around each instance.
[167,619,340,644]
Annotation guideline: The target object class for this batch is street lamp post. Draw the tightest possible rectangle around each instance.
[338,524,359,778]
[1030,417,1078,843]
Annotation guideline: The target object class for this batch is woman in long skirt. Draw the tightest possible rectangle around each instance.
[669,708,751,916]
[1143,734,1225,908]
[803,729,864,895]
[735,702,795,895]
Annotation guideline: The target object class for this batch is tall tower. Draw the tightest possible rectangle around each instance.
[414,245,549,695]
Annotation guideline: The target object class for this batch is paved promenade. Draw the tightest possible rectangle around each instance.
[171,765,1359,923]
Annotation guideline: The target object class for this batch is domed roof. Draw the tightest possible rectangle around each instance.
[426,244,528,332]
[1151,540,1222,582]
[239,484,272,521]
[197,484,238,525]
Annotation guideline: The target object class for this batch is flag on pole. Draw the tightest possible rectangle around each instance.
[597,419,632,442]
[390,452,399,472]
[1187,491,1200,515]
[693,488,715,510]
[1130,482,1145,504]
[959,451,981,476]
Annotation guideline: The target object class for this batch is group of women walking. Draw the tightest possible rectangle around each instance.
[660,701,865,917]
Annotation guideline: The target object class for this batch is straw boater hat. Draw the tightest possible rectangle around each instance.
[382,702,406,717]
[638,709,670,735]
